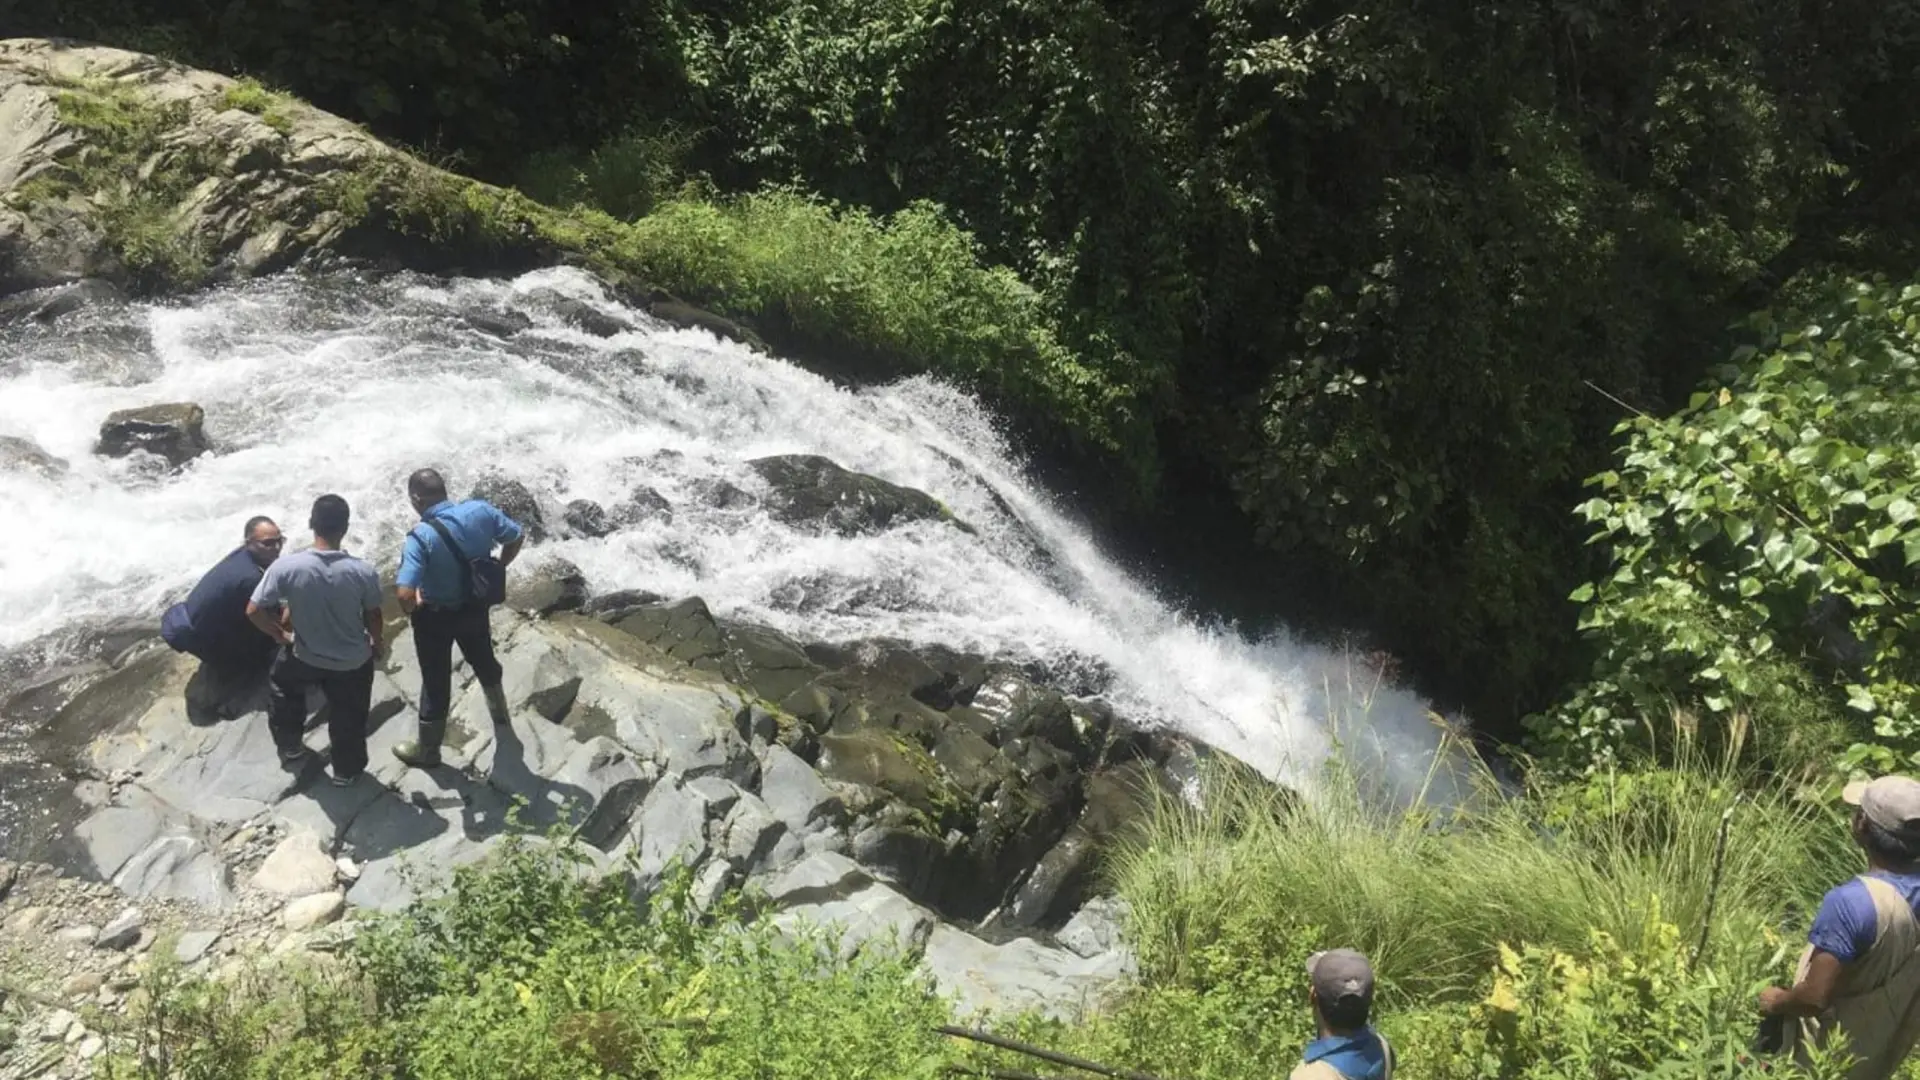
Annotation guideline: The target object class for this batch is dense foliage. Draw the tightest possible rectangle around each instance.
[1545,276,1920,773]
[14,0,1920,732]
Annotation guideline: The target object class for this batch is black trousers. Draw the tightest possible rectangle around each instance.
[411,604,503,727]
[267,648,375,777]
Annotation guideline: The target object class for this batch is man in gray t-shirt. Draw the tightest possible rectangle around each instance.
[246,494,384,785]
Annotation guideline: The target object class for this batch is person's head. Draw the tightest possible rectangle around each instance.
[309,494,351,545]
[1846,776,1920,868]
[242,515,282,567]
[408,468,449,516]
[1307,949,1375,1035]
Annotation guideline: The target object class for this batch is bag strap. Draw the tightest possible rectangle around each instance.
[422,515,475,599]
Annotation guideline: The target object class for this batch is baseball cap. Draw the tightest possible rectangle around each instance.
[1307,948,1375,1006]
[1843,775,1920,840]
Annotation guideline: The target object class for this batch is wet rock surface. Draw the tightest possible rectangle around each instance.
[94,403,208,468]
[750,454,963,537]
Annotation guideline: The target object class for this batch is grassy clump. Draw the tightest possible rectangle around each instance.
[39,78,216,288]
[217,77,294,134]
[616,191,1151,471]
[107,837,960,1079]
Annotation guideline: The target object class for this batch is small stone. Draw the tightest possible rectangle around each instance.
[227,827,257,849]
[37,1009,75,1042]
[251,832,339,898]
[60,972,103,999]
[173,929,221,965]
[6,906,51,934]
[79,1035,105,1060]
[64,1019,87,1045]
[0,858,16,901]
[281,891,345,931]
[55,925,99,945]
[334,857,361,882]
[96,907,143,950]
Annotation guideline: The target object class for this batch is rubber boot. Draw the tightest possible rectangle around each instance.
[392,719,445,769]
[483,683,511,727]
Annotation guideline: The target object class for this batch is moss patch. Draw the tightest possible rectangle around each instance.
[217,77,294,135]
[42,77,215,289]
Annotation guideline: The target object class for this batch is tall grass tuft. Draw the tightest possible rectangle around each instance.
[1111,730,1855,1003]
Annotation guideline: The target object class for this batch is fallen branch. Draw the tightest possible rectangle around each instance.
[937,1025,1176,1080]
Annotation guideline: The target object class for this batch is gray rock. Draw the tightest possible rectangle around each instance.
[250,832,339,898]
[687,776,744,818]
[506,558,588,615]
[0,859,13,902]
[612,486,673,526]
[281,891,345,931]
[36,1009,76,1043]
[96,402,208,467]
[173,929,221,965]
[464,309,532,338]
[55,924,100,944]
[96,906,143,950]
[548,294,632,338]
[921,924,1133,1020]
[1055,896,1130,959]
[563,499,615,539]
[692,859,737,913]
[748,454,960,537]
[762,851,869,907]
[610,596,728,671]
[470,474,545,542]
[772,882,933,959]
[78,1034,106,1060]
[758,745,840,834]
[0,434,67,477]
[632,778,712,887]
[715,794,788,871]
[60,972,104,999]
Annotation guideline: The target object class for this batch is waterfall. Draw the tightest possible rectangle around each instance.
[0,268,1464,803]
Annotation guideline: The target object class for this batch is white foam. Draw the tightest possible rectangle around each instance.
[0,269,1463,798]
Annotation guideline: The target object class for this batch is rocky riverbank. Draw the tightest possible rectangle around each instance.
[2,519,1212,1078]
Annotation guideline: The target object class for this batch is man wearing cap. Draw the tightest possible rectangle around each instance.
[1295,949,1393,1080]
[1758,775,1920,1079]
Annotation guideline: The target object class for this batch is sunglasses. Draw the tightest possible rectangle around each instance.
[252,537,285,549]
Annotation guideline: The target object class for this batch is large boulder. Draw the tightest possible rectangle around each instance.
[748,455,961,537]
[0,39,559,296]
[95,403,208,467]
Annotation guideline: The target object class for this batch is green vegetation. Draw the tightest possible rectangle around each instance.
[217,78,293,134]
[30,78,216,287]
[1547,277,1920,775]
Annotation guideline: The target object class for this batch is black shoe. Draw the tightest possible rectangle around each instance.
[279,746,310,766]
[329,770,363,788]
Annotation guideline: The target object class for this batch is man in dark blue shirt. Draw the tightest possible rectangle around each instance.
[390,468,524,768]
[161,516,284,714]
[1294,949,1393,1080]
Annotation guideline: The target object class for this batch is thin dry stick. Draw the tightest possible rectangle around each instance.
[1691,797,1741,973]
[937,1026,1178,1080]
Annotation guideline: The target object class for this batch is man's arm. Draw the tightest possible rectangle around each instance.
[246,601,293,645]
[364,607,385,654]
[395,530,426,613]
[1760,950,1845,1017]
[498,537,523,569]
[492,505,524,568]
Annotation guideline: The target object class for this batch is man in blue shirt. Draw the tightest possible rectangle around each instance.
[161,515,283,715]
[1760,775,1920,1078]
[1293,949,1393,1080]
[390,468,524,768]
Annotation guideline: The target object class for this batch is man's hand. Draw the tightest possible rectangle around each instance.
[364,608,385,656]
[1759,986,1791,1015]
[246,601,293,645]
[499,537,523,569]
[396,585,422,614]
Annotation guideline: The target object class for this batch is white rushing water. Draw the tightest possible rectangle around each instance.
[0,269,1465,798]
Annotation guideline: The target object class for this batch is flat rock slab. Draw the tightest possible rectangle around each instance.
[922,924,1134,1020]
[773,881,933,959]
[250,832,339,898]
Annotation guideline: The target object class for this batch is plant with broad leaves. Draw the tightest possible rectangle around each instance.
[1542,276,1920,772]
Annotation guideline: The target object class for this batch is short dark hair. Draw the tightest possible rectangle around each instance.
[1319,991,1372,1031]
[1864,818,1920,866]
[243,515,276,541]
[310,494,350,540]
[409,468,449,504]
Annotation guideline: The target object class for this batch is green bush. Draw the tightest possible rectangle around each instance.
[1546,276,1920,773]
[112,837,959,1079]
[618,190,1156,479]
